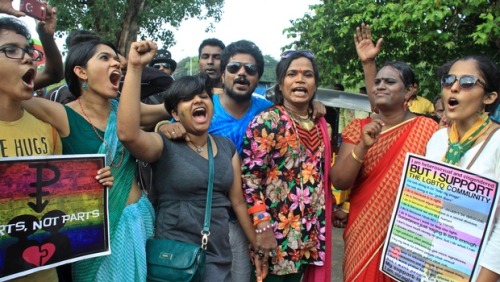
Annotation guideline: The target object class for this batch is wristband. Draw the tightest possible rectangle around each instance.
[248,204,266,215]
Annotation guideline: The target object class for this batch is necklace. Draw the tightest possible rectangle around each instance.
[188,138,208,153]
[77,98,125,167]
[287,109,315,131]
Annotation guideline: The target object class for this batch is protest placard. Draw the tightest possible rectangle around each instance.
[0,154,109,281]
[381,153,499,282]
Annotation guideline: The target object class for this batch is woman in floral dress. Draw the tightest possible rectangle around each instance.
[241,50,333,282]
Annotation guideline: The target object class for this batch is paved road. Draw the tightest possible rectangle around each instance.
[331,227,344,282]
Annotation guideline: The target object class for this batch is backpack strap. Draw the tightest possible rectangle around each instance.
[51,125,58,153]
[466,127,500,169]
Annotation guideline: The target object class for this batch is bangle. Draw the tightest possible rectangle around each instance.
[248,204,266,215]
[351,149,364,164]
[154,120,171,133]
[255,224,272,234]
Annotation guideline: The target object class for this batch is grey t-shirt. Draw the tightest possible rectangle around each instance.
[151,134,235,266]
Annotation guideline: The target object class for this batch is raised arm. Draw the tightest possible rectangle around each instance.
[354,23,383,112]
[21,97,69,136]
[117,41,164,163]
[34,5,64,89]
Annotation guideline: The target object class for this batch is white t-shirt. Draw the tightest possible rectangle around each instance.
[426,128,500,281]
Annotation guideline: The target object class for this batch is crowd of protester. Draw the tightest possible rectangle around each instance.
[1,1,500,281]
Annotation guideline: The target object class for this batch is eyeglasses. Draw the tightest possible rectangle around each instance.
[441,74,487,90]
[153,62,171,69]
[280,50,315,59]
[0,45,44,62]
[226,62,258,76]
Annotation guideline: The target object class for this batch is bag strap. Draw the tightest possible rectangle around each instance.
[466,127,500,169]
[201,135,214,250]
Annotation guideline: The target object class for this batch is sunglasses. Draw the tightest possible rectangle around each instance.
[280,50,315,59]
[226,62,258,76]
[153,63,171,69]
[440,74,487,90]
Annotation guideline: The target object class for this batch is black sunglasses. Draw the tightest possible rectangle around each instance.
[280,50,315,59]
[226,62,258,76]
[441,74,487,90]
[153,62,170,69]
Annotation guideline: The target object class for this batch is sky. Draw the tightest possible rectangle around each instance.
[13,0,321,60]
[165,0,321,60]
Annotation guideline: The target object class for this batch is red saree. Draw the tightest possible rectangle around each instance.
[342,116,437,282]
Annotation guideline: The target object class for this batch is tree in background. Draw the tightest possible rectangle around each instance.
[49,0,224,55]
[174,56,199,79]
[284,0,499,98]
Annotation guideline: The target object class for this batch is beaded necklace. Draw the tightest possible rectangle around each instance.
[77,97,125,167]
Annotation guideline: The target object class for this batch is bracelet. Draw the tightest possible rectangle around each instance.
[253,212,270,221]
[255,224,272,234]
[248,204,266,215]
[154,120,171,133]
[253,213,271,226]
[351,149,364,164]
[332,205,341,213]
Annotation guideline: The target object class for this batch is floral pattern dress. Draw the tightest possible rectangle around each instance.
[241,105,327,275]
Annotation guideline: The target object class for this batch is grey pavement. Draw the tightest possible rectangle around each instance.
[331,227,344,282]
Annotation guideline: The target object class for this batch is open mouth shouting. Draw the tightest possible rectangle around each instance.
[22,68,36,90]
[192,106,208,123]
[109,70,122,90]
[447,97,459,111]
[291,87,309,98]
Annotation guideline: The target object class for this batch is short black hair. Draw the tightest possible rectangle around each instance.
[198,38,225,58]
[0,17,31,41]
[163,73,213,114]
[220,40,264,79]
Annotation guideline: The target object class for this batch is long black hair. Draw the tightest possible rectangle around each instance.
[273,51,320,107]
[64,39,117,97]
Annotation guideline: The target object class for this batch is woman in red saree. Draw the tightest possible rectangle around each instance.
[330,61,438,281]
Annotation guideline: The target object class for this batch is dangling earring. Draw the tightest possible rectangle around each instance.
[478,104,486,115]
[82,81,88,90]
[403,99,409,111]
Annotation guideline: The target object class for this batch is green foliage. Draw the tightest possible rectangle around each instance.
[49,0,224,52]
[174,56,199,79]
[284,0,500,99]
[261,55,278,83]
